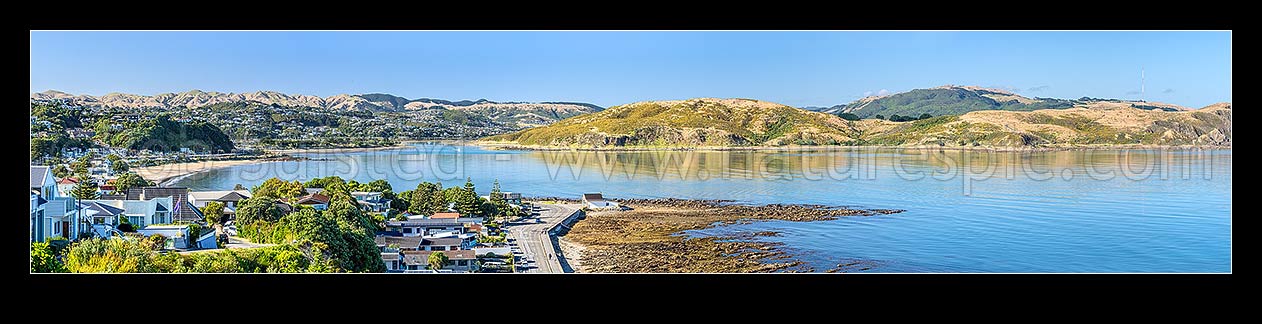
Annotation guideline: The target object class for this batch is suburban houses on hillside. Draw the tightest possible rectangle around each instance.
[31,165,537,273]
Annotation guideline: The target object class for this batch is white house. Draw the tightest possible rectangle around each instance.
[582,193,620,210]
[79,198,174,229]
[56,177,79,197]
[351,191,391,212]
[188,190,251,209]
[31,166,82,242]
[382,251,404,272]
[386,219,466,237]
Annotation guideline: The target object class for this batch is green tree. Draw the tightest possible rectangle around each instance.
[105,154,129,173]
[70,180,100,200]
[409,182,445,215]
[428,251,448,270]
[113,172,153,194]
[51,164,71,179]
[363,179,392,193]
[143,234,168,251]
[203,201,225,226]
[393,189,413,213]
[486,179,519,221]
[71,154,91,176]
[64,237,155,273]
[31,242,67,273]
[252,177,305,200]
[837,113,861,121]
[874,114,886,120]
[234,183,248,191]
[303,176,345,188]
[453,178,484,217]
[235,197,283,225]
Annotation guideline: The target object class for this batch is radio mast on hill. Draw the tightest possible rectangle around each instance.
[1140,67,1145,102]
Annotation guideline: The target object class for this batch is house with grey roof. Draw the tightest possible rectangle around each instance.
[125,187,203,223]
[31,166,82,242]
[351,191,391,213]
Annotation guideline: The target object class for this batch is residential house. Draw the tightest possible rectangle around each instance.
[382,250,404,272]
[189,190,251,219]
[375,235,425,251]
[385,219,466,237]
[481,192,523,205]
[582,192,620,210]
[31,166,82,242]
[351,191,391,212]
[418,237,472,251]
[473,247,511,257]
[401,250,480,273]
[296,193,330,210]
[125,187,203,223]
[430,212,460,219]
[79,200,126,237]
[56,177,79,197]
[80,198,174,229]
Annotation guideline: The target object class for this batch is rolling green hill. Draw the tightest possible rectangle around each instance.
[831,85,1192,120]
[483,98,860,147]
[836,85,1077,118]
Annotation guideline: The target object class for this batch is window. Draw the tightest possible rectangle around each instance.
[53,221,61,235]
[155,212,170,224]
[403,228,413,233]
[457,260,467,266]
[128,216,145,227]
[94,217,108,224]
[430,246,446,251]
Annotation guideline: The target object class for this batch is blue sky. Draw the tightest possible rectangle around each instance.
[30,31,1231,108]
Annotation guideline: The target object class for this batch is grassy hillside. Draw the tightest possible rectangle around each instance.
[860,102,1231,147]
[483,98,1231,148]
[840,86,1076,118]
[484,98,860,147]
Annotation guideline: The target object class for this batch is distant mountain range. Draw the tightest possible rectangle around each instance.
[812,85,1191,118]
[31,90,603,128]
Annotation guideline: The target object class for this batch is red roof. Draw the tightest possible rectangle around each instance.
[57,177,79,184]
[431,212,460,219]
[297,193,330,204]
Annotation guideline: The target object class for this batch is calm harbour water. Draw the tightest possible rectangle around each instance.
[173,143,1231,273]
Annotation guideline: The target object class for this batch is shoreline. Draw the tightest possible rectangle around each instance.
[475,141,1232,152]
[556,198,902,273]
[136,157,297,187]
[265,143,416,155]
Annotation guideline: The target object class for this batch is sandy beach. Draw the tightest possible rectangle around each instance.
[265,144,415,155]
[135,159,276,186]
[135,144,420,187]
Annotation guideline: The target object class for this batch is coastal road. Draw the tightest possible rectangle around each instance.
[506,203,582,273]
